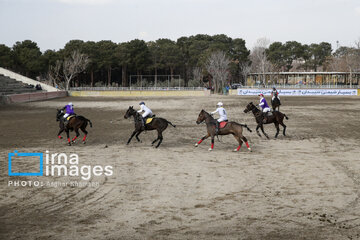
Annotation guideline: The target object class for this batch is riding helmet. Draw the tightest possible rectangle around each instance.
[217,102,223,107]
[139,101,145,105]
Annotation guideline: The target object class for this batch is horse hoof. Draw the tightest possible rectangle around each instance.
[68,143,71,146]
[208,148,212,151]
[83,141,86,144]
[248,148,252,152]
[233,148,238,152]
[195,143,198,147]
[72,141,76,143]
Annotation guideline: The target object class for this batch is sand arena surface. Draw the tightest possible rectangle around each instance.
[1,95,360,240]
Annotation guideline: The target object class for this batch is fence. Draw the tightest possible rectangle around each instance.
[70,87,206,91]
[1,91,67,104]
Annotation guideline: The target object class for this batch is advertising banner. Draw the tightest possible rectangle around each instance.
[237,88,358,96]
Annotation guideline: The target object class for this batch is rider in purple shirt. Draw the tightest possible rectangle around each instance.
[63,102,75,125]
[258,94,271,123]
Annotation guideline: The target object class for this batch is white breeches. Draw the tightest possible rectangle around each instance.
[262,107,271,113]
[272,96,280,100]
[217,116,227,122]
[142,111,153,118]
[64,113,70,118]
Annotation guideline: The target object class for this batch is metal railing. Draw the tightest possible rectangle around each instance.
[70,87,206,91]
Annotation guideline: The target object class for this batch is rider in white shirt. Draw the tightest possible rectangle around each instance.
[138,102,153,129]
[211,102,228,134]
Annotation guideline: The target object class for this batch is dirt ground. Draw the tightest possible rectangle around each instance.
[1,95,360,240]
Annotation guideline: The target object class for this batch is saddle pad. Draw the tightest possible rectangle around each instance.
[145,118,153,124]
[219,121,228,128]
[67,115,75,121]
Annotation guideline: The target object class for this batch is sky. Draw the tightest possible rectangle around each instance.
[1,0,360,52]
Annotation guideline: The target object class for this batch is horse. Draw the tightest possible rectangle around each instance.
[243,102,288,139]
[124,106,176,148]
[271,95,281,111]
[195,109,252,152]
[56,109,92,145]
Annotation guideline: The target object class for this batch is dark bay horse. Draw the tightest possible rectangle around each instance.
[195,110,252,152]
[272,96,281,111]
[243,102,288,139]
[56,109,92,145]
[124,106,176,148]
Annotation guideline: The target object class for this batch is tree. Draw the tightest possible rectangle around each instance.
[308,42,332,71]
[239,61,251,85]
[127,39,151,84]
[192,66,204,86]
[63,50,89,90]
[266,42,285,71]
[282,41,305,71]
[205,51,230,93]
[83,41,99,87]
[250,38,272,84]
[116,42,131,87]
[96,40,117,86]
[157,39,181,80]
[12,40,43,77]
[0,44,13,69]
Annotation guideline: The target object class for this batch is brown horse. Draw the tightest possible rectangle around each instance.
[56,109,92,145]
[271,95,281,111]
[195,110,252,152]
[243,102,288,139]
[124,106,176,148]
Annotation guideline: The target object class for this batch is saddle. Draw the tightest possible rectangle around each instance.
[145,117,154,124]
[66,115,76,121]
[219,121,228,129]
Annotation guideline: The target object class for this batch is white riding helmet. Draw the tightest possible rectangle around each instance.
[217,102,223,107]
[68,102,73,106]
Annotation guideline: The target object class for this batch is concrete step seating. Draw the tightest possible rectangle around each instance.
[0,74,39,95]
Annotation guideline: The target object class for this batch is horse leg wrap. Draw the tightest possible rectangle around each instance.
[83,135,87,141]
[67,138,71,143]
[197,139,203,144]
[245,142,250,148]
[58,135,62,139]
[236,145,241,151]
[72,136,77,141]
[211,139,214,149]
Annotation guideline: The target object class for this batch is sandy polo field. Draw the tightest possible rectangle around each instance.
[1,95,360,240]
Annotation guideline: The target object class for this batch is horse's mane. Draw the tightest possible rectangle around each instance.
[249,102,261,112]
[201,110,216,124]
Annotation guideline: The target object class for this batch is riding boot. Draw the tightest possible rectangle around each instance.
[141,117,145,131]
[262,113,267,124]
[215,122,219,135]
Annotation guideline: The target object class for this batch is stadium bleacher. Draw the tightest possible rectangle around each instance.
[0,74,39,95]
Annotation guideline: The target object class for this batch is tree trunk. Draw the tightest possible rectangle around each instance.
[107,67,112,86]
[90,70,94,87]
[122,65,127,87]
[170,67,174,81]
[154,68,158,87]
[66,79,70,91]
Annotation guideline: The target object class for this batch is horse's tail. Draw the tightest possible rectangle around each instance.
[283,114,289,120]
[78,116,93,127]
[167,120,176,128]
[238,123,252,132]
[87,119,93,128]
